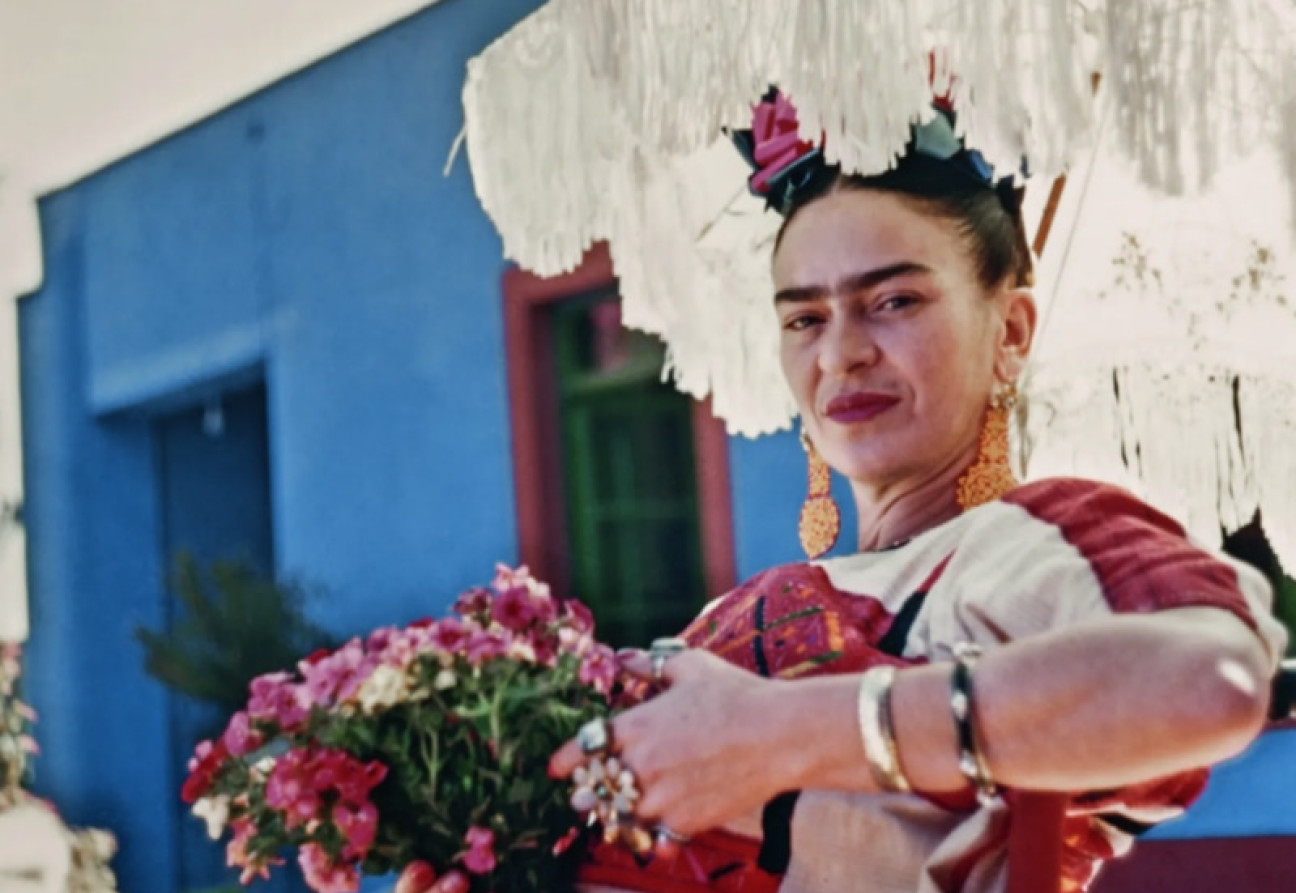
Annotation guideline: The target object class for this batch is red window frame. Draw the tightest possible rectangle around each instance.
[501,242,737,601]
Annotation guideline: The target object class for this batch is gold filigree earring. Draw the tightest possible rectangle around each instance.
[799,428,841,559]
[955,382,1020,511]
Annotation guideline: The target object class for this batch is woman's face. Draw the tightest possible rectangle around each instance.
[772,189,1031,492]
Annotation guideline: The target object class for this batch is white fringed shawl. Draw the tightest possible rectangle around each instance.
[462,0,1296,565]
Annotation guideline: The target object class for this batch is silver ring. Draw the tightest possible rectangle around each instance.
[577,717,612,756]
[655,825,690,845]
[649,637,687,682]
[649,637,688,657]
[650,652,670,682]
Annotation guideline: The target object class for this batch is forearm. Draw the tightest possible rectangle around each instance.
[771,610,1271,796]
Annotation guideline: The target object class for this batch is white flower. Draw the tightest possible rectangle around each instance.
[433,669,457,690]
[506,639,537,663]
[355,663,410,713]
[192,795,230,840]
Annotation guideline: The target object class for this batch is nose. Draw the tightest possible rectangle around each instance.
[817,312,880,376]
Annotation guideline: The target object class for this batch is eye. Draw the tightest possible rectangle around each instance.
[875,293,919,313]
[781,312,824,332]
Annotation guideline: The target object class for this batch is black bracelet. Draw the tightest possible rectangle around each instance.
[950,643,1000,806]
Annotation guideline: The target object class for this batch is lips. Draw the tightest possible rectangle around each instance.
[823,391,900,423]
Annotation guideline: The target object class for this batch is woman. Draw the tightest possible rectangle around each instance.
[550,93,1288,893]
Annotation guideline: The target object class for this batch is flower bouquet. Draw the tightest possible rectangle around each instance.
[182,566,624,893]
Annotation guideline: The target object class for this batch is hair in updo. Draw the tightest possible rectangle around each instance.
[774,152,1035,290]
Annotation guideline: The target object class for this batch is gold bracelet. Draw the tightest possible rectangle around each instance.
[856,666,911,793]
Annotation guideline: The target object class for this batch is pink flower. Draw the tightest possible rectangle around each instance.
[377,628,421,668]
[366,626,399,653]
[748,92,819,196]
[462,826,497,875]
[465,629,511,666]
[220,711,263,757]
[529,629,561,667]
[429,616,472,654]
[560,599,595,637]
[333,802,378,859]
[453,587,494,620]
[491,564,532,593]
[248,672,310,730]
[579,643,620,696]
[299,639,375,706]
[226,818,280,883]
[491,586,539,632]
[299,842,360,893]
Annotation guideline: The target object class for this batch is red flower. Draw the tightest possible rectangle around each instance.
[462,826,497,875]
[395,861,438,893]
[301,647,334,667]
[334,756,388,805]
[181,739,229,804]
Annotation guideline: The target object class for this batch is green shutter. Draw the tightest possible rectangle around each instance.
[552,294,706,648]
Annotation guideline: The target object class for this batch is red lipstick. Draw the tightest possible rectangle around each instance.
[824,391,899,423]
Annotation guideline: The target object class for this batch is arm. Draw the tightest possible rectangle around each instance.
[784,606,1271,796]
[551,606,1272,837]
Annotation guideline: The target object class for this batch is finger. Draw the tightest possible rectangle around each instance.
[653,829,684,862]
[547,737,586,780]
[620,647,696,684]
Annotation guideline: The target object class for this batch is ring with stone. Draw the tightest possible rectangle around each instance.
[577,717,612,756]
[569,754,648,851]
[649,637,688,682]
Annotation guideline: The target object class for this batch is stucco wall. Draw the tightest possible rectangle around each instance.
[18,2,540,890]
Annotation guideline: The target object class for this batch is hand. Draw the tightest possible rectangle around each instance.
[549,648,793,838]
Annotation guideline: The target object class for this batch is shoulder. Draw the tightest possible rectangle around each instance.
[984,476,1273,625]
[998,476,1183,534]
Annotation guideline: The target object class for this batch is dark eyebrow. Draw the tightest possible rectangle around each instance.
[773,261,932,304]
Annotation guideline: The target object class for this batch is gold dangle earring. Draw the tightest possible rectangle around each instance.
[799,428,841,559]
[955,381,1020,512]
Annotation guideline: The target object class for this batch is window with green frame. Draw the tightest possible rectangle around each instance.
[550,292,708,648]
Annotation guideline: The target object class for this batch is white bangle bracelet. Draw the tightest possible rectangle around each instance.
[857,665,911,793]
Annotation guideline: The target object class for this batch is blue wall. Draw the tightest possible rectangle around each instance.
[19,2,542,891]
